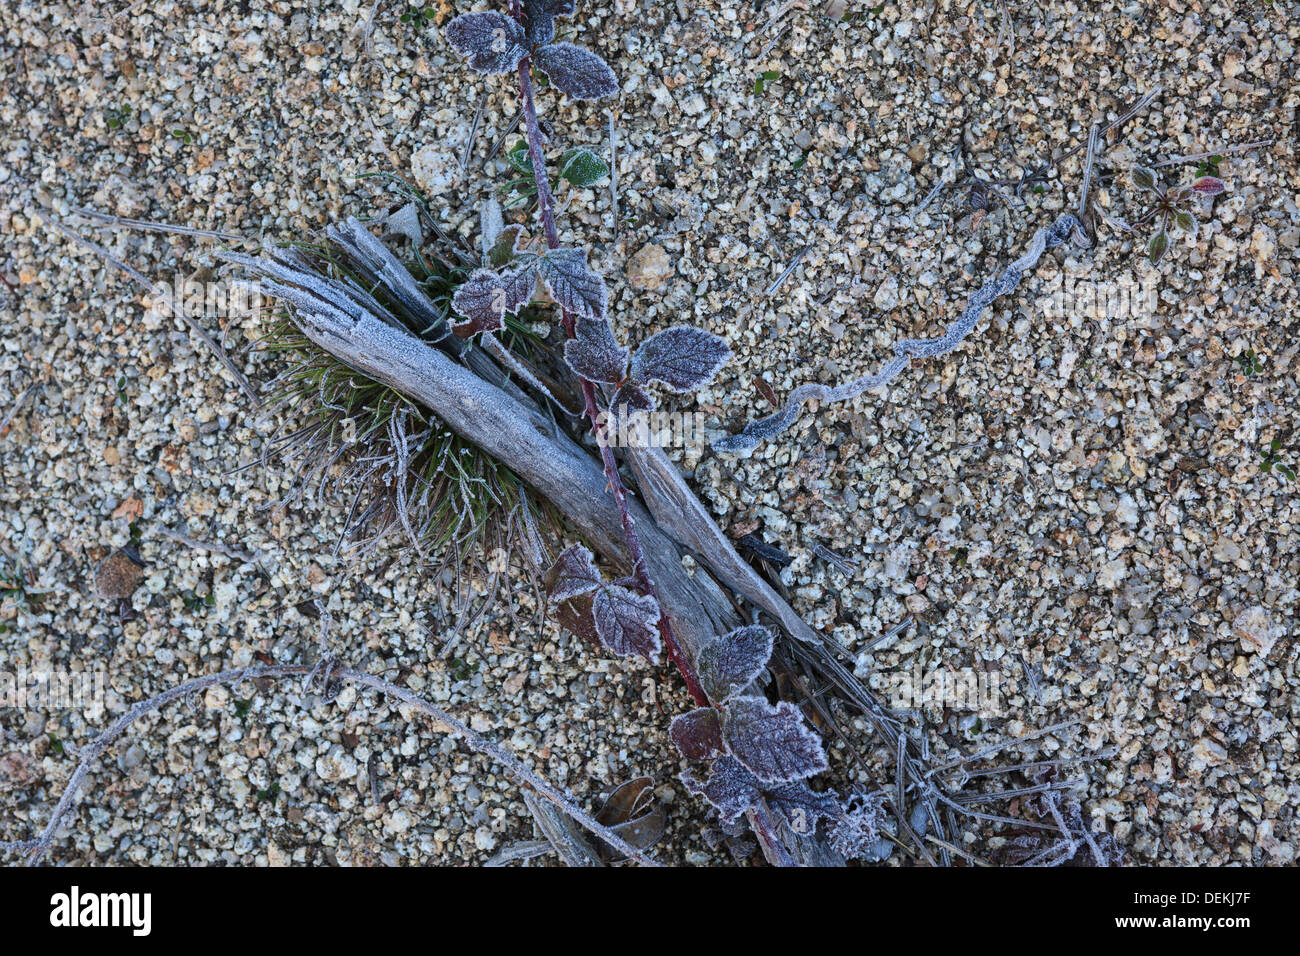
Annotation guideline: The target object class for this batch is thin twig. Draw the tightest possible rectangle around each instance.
[73,208,248,242]
[1149,139,1272,168]
[765,246,808,298]
[33,209,260,405]
[0,383,39,441]
[153,525,260,564]
[2,662,661,867]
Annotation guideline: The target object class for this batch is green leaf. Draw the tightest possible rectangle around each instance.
[507,140,534,175]
[1271,438,1282,451]
[753,69,781,94]
[559,147,609,187]
[1131,165,1157,191]
[1147,230,1169,265]
[1173,210,1195,232]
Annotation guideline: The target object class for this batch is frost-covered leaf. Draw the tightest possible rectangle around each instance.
[682,756,760,824]
[542,544,603,604]
[564,315,628,385]
[670,707,723,760]
[765,782,843,836]
[560,147,610,187]
[721,696,828,785]
[828,793,890,860]
[524,0,577,47]
[450,263,537,338]
[592,583,661,659]
[697,625,773,702]
[486,224,527,267]
[445,12,527,75]
[479,198,505,262]
[534,42,618,101]
[1130,165,1157,191]
[1147,230,1169,266]
[1190,175,1226,196]
[538,248,608,320]
[450,268,509,337]
[1173,210,1195,233]
[609,381,655,417]
[630,326,732,393]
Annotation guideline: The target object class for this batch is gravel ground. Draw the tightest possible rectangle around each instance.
[1,0,1297,865]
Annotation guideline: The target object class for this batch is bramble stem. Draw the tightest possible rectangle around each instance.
[514,49,707,707]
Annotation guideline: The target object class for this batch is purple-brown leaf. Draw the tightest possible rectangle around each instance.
[524,0,577,47]
[1190,175,1226,196]
[450,263,537,338]
[564,315,628,385]
[696,625,773,702]
[538,248,608,320]
[682,756,760,824]
[542,544,603,604]
[721,696,828,785]
[533,42,618,101]
[630,326,732,393]
[444,12,527,75]
[670,707,723,760]
[592,584,661,659]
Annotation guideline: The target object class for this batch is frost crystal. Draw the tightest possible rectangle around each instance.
[444,12,528,75]
[670,707,723,760]
[765,782,843,836]
[533,42,618,101]
[592,584,662,659]
[721,696,828,785]
[630,326,731,393]
[696,625,773,702]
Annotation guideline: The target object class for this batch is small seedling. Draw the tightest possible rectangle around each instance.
[1193,154,1223,178]
[104,105,132,130]
[753,70,781,94]
[1261,439,1295,481]
[171,127,193,145]
[1129,164,1225,265]
[1235,349,1264,376]
[399,5,439,28]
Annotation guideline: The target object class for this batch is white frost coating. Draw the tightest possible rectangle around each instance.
[326,219,448,338]
[715,213,1088,454]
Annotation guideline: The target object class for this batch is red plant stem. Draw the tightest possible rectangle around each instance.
[514,53,707,707]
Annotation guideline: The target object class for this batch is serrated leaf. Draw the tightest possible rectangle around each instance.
[1173,210,1195,233]
[450,263,537,338]
[534,42,618,101]
[1131,165,1157,191]
[682,756,760,824]
[1190,175,1226,196]
[592,584,661,659]
[524,0,577,47]
[765,782,843,835]
[538,247,608,320]
[564,315,628,385]
[487,224,527,267]
[542,544,603,604]
[1147,230,1169,266]
[721,696,828,785]
[697,625,774,702]
[445,11,527,75]
[559,147,609,187]
[670,708,723,760]
[630,326,732,393]
[480,198,505,261]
